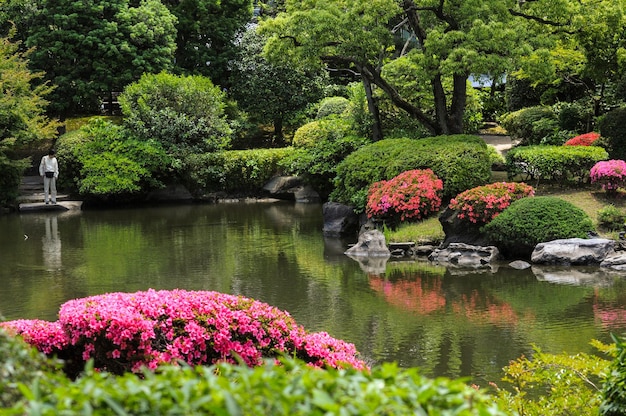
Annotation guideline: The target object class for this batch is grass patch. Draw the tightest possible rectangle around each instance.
[384,216,445,245]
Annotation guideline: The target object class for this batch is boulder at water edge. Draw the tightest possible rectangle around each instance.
[530,238,615,265]
[344,229,391,258]
[323,202,360,237]
[428,243,500,267]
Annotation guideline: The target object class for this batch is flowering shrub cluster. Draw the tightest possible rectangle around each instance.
[591,160,626,193]
[0,289,366,374]
[563,132,601,146]
[366,169,443,223]
[449,182,535,224]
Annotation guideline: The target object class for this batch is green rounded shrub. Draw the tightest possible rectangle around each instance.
[331,135,491,210]
[598,107,626,161]
[482,196,595,259]
[316,96,350,119]
[500,106,558,145]
[292,117,352,148]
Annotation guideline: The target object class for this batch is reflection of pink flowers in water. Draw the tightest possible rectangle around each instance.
[369,277,527,326]
[593,304,626,329]
[369,277,446,315]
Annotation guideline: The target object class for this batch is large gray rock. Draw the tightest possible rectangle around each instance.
[530,238,615,265]
[438,207,492,247]
[601,252,626,270]
[263,176,320,203]
[323,202,359,237]
[344,229,391,258]
[428,243,500,267]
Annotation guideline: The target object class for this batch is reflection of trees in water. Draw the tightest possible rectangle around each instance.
[42,216,62,271]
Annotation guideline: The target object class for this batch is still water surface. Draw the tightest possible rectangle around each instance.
[2,201,626,385]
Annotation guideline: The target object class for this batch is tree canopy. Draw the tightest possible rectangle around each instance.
[23,0,177,116]
[260,0,526,137]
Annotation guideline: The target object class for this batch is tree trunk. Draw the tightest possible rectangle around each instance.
[361,75,384,141]
[273,118,285,147]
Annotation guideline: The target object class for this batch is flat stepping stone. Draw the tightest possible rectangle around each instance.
[18,201,83,212]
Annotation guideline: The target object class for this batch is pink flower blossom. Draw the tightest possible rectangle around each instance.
[366,169,443,223]
[2,289,366,374]
[449,182,535,224]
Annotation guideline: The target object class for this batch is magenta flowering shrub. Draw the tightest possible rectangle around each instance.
[449,182,535,224]
[564,132,601,146]
[591,160,626,193]
[366,169,443,223]
[0,290,366,375]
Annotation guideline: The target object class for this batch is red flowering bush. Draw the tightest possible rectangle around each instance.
[590,159,626,193]
[366,169,443,223]
[449,182,535,224]
[563,132,601,146]
[0,289,366,375]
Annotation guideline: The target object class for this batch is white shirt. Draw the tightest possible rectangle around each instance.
[39,155,59,178]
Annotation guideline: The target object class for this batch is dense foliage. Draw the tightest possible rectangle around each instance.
[366,169,443,225]
[119,72,232,155]
[602,334,626,416]
[0,328,61,408]
[182,147,292,196]
[5,357,505,415]
[316,97,350,119]
[55,119,170,200]
[23,0,177,116]
[497,343,610,416]
[482,196,595,259]
[1,289,365,376]
[449,182,535,224]
[505,145,608,183]
[598,108,626,161]
[591,160,626,194]
[331,135,491,210]
[500,106,558,145]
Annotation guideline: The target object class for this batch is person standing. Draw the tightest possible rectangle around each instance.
[39,149,59,204]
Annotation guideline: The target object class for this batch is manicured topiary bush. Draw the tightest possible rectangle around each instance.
[482,196,595,259]
[564,132,601,147]
[316,96,350,119]
[1,290,365,376]
[506,145,608,183]
[331,135,490,210]
[591,160,626,194]
[366,169,443,225]
[449,182,534,224]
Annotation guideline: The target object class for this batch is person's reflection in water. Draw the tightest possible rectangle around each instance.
[42,216,62,271]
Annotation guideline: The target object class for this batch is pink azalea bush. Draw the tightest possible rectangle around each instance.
[590,159,626,193]
[563,132,601,146]
[366,169,443,223]
[0,289,366,374]
[449,182,535,224]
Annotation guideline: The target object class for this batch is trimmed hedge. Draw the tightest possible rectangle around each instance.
[505,145,608,183]
[330,135,491,210]
[482,196,595,259]
[182,148,292,196]
[8,358,506,415]
[316,96,350,119]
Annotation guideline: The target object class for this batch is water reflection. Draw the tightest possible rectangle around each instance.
[2,203,626,386]
[42,216,62,272]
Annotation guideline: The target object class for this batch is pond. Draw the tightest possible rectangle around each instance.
[1,201,626,386]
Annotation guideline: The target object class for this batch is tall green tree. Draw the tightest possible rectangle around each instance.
[230,29,324,144]
[509,0,626,114]
[162,0,252,85]
[0,32,59,205]
[24,0,177,117]
[260,0,525,137]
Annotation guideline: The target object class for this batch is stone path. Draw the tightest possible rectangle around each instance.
[17,176,82,212]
